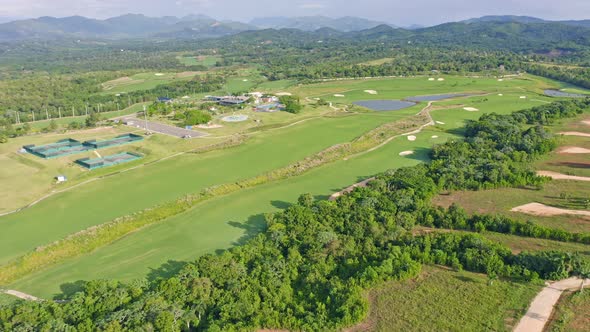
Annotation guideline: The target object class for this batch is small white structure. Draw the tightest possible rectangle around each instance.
[55,175,67,183]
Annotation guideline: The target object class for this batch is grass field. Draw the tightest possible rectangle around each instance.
[0,110,413,266]
[547,290,590,332]
[357,265,540,332]
[2,74,584,297]
[177,55,222,67]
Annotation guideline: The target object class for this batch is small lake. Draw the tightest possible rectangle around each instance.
[404,93,473,102]
[353,100,416,111]
[544,90,587,98]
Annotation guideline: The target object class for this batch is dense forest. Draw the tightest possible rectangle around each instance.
[2,99,589,331]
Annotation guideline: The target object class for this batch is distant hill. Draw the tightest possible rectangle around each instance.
[0,14,256,41]
[249,16,392,32]
[463,15,546,24]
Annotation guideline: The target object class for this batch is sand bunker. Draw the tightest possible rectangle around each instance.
[537,171,590,182]
[436,121,445,125]
[431,135,439,139]
[242,79,249,82]
[428,78,435,81]
[407,135,417,141]
[155,73,164,76]
[197,123,223,129]
[511,203,590,217]
[520,96,527,99]
[498,79,504,82]
[463,107,479,112]
[560,131,590,138]
[399,151,414,156]
[437,78,445,81]
[583,120,590,126]
[558,146,590,154]
[498,94,504,96]
[364,90,378,95]
[275,92,292,96]
[334,94,345,97]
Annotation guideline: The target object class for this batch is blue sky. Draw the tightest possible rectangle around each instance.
[1,0,589,26]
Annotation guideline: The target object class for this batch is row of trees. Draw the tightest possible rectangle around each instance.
[1,98,589,330]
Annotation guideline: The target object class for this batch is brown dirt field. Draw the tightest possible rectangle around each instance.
[510,203,590,217]
[583,120,590,126]
[558,146,590,154]
[537,171,590,182]
[560,131,590,138]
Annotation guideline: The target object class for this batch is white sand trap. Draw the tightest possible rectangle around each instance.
[497,79,504,81]
[399,151,414,156]
[242,79,249,82]
[463,107,479,112]
[436,121,445,125]
[520,96,527,99]
[537,171,590,182]
[511,203,590,217]
[428,78,435,81]
[559,146,590,154]
[407,135,417,141]
[364,90,378,95]
[334,94,345,97]
[196,123,223,129]
[498,94,504,96]
[275,92,292,96]
[437,78,445,81]
[560,131,590,138]
[431,135,439,139]
[182,96,190,99]
[155,73,164,76]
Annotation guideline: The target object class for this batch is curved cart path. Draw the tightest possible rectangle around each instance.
[3,289,40,301]
[513,277,589,332]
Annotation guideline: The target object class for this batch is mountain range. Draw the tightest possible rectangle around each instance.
[0,14,589,42]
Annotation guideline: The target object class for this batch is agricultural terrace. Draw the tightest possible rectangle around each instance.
[0,74,580,298]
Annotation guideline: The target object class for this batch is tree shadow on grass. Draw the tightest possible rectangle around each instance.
[453,275,478,283]
[55,280,87,300]
[146,260,187,282]
[403,147,432,163]
[228,213,267,247]
[270,200,292,210]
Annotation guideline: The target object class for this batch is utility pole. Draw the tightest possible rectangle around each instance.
[58,107,62,118]
[16,111,20,124]
[31,110,35,122]
[72,106,75,117]
[45,107,49,120]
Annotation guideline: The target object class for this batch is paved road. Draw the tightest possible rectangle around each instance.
[123,117,208,138]
[514,277,590,332]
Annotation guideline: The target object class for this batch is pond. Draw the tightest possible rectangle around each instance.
[404,93,474,102]
[544,90,587,98]
[353,100,416,111]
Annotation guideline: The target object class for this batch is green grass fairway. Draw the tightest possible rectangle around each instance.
[291,75,544,104]
[0,111,410,266]
[360,266,540,331]
[9,127,447,297]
